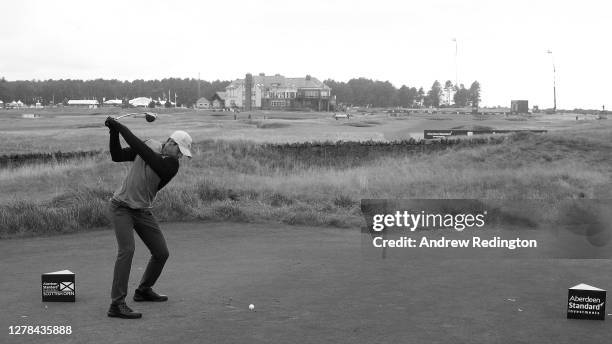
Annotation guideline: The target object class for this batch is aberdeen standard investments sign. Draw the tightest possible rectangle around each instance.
[567,284,606,320]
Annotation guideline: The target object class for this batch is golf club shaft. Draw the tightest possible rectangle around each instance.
[114,113,142,120]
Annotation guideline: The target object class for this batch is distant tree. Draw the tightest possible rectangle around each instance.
[443,80,454,106]
[396,86,418,108]
[373,80,397,107]
[427,80,442,107]
[325,79,350,106]
[417,87,425,107]
[347,78,372,106]
[397,86,411,107]
[325,78,399,107]
[453,84,469,107]
[165,100,171,108]
[406,87,417,108]
[0,77,8,102]
[148,100,156,108]
[469,81,481,107]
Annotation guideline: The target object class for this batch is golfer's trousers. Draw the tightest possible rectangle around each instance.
[110,200,169,305]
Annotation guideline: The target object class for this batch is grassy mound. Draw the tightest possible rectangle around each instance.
[343,122,374,127]
[1,128,610,238]
[450,125,494,131]
[244,120,291,129]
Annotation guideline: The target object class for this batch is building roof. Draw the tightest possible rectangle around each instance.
[227,74,329,90]
[129,97,152,106]
[68,99,99,105]
[214,92,226,100]
[104,99,123,105]
[196,97,210,103]
[7,100,24,107]
[286,77,329,89]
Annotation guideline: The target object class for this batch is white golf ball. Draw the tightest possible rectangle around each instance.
[249,304,254,310]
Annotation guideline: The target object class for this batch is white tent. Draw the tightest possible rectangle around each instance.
[129,97,152,107]
[156,98,175,107]
[67,99,99,106]
[104,99,123,106]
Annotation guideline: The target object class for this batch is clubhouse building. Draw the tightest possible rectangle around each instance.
[224,73,332,111]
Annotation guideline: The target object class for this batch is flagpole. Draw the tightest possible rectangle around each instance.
[453,38,458,87]
[546,50,557,112]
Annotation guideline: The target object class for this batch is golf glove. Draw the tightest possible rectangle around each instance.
[105,116,118,130]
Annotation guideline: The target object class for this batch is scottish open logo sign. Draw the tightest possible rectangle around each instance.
[59,282,74,292]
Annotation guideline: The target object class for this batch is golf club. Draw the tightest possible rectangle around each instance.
[114,112,158,122]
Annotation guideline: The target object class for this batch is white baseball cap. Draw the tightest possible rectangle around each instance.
[169,130,193,158]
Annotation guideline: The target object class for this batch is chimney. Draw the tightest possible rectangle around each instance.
[245,73,253,111]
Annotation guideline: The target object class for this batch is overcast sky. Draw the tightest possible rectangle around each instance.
[1,0,609,109]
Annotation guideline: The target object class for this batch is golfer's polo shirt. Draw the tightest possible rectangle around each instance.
[108,122,179,209]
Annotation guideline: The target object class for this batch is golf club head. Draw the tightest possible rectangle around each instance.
[144,112,157,122]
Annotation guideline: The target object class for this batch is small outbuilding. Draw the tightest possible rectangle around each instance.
[211,92,226,109]
[7,100,25,108]
[195,97,211,109]
[511,100,529,114]
[67,99,99,108]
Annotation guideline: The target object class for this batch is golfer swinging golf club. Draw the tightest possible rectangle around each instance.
[104,116,192,319]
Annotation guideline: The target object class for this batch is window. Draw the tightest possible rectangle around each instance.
[304,90,318,98]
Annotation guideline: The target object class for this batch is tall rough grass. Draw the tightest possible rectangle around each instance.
[0,186,111,238]
[1,129,611,238]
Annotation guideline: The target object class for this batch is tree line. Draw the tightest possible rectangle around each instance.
[325,78,481,108]
[0,76,480,108]
[0,77,230,107]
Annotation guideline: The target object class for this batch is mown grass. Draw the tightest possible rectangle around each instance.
[243,120,292,129]
[1,127,611,238]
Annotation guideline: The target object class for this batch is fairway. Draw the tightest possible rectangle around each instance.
[0,108,601,155]
[1,222,611,343]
